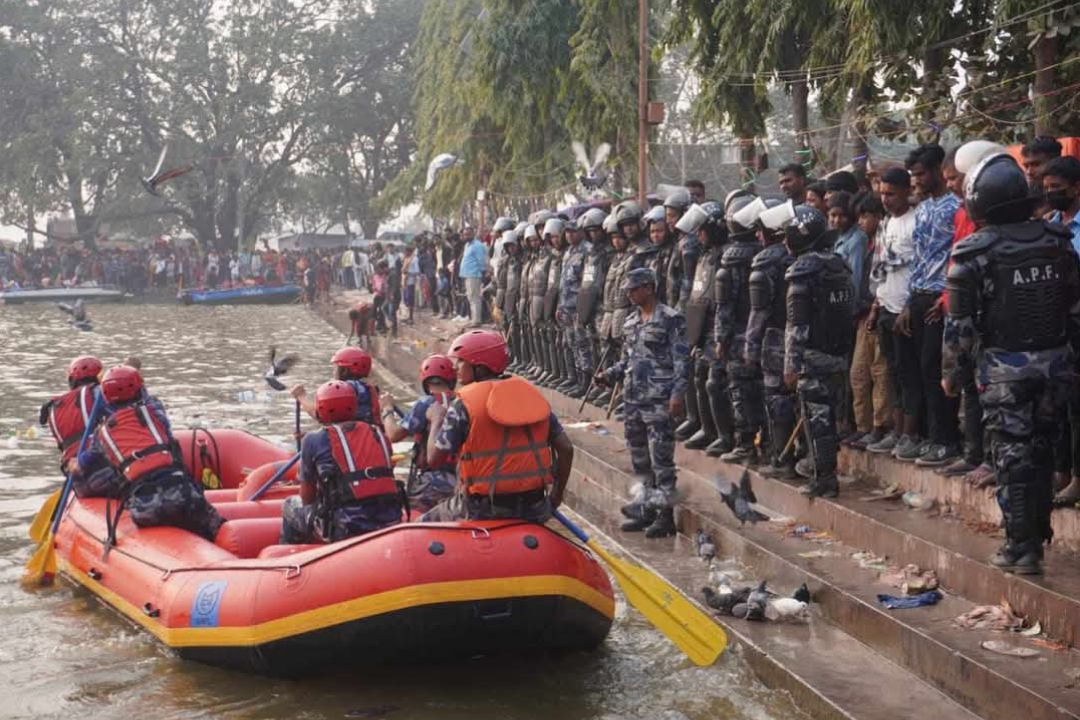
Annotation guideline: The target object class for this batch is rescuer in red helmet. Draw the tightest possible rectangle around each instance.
[291,346,382,427]
[280,381,404,544]
[420,330,574,522]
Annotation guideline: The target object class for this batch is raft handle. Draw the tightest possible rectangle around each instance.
[88,567,102,581]
[470,527,491,540]
[283,565,302,580]
[142,603,160,618]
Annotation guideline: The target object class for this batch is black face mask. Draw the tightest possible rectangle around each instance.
[1046,189,1075,211]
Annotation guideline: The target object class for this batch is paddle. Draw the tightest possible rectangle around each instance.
[249,452,302,502]
[25,393,103,586]
[552,510,727,667]
[28,490,60,544]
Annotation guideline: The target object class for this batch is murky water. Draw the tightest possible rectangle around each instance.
[0,302,806,720]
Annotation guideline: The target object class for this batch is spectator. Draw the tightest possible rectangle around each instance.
[778,163,808,204]
[459,226,488,326]
[896,144,961,467]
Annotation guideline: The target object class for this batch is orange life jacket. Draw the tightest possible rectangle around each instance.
[414,391,457,472]
[97,403,180,482]
[323,422,399,505]
[457,376,552,497]
[45,384,95,463]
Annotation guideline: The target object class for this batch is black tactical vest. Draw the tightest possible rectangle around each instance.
[579,248,612,324]
[751,244,792,330]
[685,245,722,346]
[810,254,854,355]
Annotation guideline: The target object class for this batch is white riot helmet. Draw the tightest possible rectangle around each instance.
[675,203,708,234]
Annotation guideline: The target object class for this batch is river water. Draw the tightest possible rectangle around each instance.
[0,302,806,720]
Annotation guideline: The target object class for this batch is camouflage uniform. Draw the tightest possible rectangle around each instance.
[944,220,1080,570]
[717,238,765,459]
[526,245,552,376]
[129,469,226,541]
[502,252,524,366]
[746,242,796,471]
[398,395,458,513]
[785,250,854,496]
[604,289,690,513]
[542,245,564,384]
[577,241,613,380]
[598,243,639,391]
[558,238,592,393]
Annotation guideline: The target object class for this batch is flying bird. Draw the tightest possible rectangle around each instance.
[701,585,752,615]
[719,469,770,525]
[141,144,194,196]
[572,141,611,192]
[264,345,299,391]
[425,153,463,192]
[694,528,717,563]
[58,299,87,323]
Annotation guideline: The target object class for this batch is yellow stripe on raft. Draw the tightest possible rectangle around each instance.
[59,558,615,648]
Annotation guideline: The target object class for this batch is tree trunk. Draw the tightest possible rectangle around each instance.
[1034,33,1058,136]
[791,77,810,161]
[851,81,873,181]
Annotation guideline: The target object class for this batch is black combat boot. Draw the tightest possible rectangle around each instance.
[990,540,1042,575]
[644,507,677,538]
[705,434,734,458]
[799,473,839,499]
[990,478,1043,574]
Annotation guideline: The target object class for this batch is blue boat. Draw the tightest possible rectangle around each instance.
[178,284,302,306]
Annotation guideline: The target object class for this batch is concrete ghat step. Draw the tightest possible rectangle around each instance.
[537,384,1080,652]
[566,479,981,720]
[565,435,1080,720]
[840,447,1080,552]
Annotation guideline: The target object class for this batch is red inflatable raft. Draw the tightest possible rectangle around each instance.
[52,429,615,675]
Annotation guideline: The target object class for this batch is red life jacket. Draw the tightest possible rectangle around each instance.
[97,404,180,482]
[45,385,95,463]
[323,422,399,505]
[414,392,457,472]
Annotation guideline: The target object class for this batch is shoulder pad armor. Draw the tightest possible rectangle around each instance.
[721,241,758,267]
[785,253,823,281]
[751,243,788,270]
[1042,219,1073,241]
[951,227,999,260]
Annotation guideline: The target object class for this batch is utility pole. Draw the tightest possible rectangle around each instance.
[637,0,648,206]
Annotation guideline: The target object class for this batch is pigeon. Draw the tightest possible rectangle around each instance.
[425,153,463,192]
[792,582,811,604]
[766,597,810,622]
[719,469,770,525]
[572,141,611,192]
[58,299,88,323]
[694,528,717,562]
[701,585,751,615]
[141,144,193,196]
[264,345,299,391]
[745,580,770,621]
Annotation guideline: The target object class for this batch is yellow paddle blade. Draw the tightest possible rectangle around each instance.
[588,539,727,666]
[28,490,61,543]
[391,453,406,465]
[23,530,58,586]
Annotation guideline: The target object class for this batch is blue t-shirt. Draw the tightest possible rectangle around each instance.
[908,193,961,294]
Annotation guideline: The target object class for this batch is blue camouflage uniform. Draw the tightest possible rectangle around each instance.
[345,379,378,423]
[420,396,565,522]
[398,395,457,512]
[80,395,225,541]
[576,242,613,378]
[604,269,690,508]
[944,220,1080,556]
[281,428,403,543]
[746,242,796,468]
[558,238,592,381]
[785,250,854,495]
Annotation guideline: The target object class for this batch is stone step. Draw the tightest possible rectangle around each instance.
[840,447,1080,552]
[564,427,1080,720]
[564,492,982,720]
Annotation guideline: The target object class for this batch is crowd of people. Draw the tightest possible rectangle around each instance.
[473,136,1080,575]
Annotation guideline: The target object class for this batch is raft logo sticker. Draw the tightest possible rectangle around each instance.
[191,580,227,627]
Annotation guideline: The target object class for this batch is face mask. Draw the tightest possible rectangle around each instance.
[1046,189,1074,211]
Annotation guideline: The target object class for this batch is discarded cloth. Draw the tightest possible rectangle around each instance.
[877,590,942,610]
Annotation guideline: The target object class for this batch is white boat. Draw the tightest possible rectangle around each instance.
[0,286,127,305]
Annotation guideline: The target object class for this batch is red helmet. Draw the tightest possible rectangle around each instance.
[100,365,144,404]
[420,354,456,391]
[67,355,103,384]
[314,381,358,424]
[447,330,509,375]
[331,347,372,378]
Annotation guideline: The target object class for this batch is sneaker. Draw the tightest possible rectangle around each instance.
[915,444,960,467]
[840,431,865,448]
[867,432,898,454]
[894,436,925,462]
[936,458,977,477]
[759,463,799,480]
[850,430,882,451]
